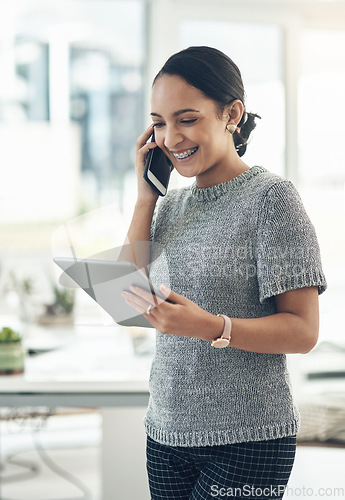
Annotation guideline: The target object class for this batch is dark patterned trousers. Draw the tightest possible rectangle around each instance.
[146,434,296,499]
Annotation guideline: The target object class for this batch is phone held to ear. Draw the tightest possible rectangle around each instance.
[143,131,173,196]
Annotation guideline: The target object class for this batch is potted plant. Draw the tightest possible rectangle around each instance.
[0,326,25,375]
[37,284,75,325]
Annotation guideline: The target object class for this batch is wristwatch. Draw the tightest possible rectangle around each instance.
[211,314,232,348]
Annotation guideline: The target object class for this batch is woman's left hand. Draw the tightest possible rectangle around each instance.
[121,285,223,340]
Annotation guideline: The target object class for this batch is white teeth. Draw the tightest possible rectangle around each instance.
[173,147,198,159]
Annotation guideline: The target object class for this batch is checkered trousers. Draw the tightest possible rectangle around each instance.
[146,434,296,500]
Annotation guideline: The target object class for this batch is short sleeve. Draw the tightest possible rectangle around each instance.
[257,180,327,303]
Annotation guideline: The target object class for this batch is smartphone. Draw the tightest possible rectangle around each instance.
[143,131,173,196]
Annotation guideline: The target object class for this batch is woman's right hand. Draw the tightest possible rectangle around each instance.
[135,124,159,204]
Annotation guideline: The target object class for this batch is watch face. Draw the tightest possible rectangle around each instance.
[212,338,230,348]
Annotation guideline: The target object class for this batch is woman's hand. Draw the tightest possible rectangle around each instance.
[122,284,321,354]
[135,124,159,204]
[121,285,223,341]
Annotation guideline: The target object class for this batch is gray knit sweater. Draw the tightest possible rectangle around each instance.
[144,166,327,448]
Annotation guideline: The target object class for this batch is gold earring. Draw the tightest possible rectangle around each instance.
[226,123,236,134]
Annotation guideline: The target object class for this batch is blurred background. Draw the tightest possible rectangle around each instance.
[0,0,344,334]
[0,1,345,499]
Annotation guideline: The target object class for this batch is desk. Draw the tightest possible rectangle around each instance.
[0,322,153,499]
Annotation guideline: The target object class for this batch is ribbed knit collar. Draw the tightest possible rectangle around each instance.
[190,166,266,202]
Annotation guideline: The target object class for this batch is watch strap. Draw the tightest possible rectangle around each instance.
[211,314,232,348]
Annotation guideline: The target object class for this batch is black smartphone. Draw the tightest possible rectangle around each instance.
[143,131,173,196]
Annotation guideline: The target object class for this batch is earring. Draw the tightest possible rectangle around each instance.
[226,123,237,134]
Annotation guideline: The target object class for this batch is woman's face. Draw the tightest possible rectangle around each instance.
[151,75,236,188]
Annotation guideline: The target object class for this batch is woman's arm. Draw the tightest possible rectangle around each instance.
[229,286,319,354]
[117,124,158,271]
[122,285,319,354]
[118,201,156,271]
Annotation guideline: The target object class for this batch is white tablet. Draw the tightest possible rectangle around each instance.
[53,257,165,328]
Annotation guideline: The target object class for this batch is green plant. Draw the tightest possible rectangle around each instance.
[0,326,22,343]
[44,285,75,316]
[21,277,34,295]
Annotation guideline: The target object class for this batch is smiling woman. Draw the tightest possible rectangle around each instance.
[151,45,260,166]
[120,46,327,500]
[150,74,248,186]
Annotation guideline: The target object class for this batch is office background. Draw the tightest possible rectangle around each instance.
[0,0,344,336]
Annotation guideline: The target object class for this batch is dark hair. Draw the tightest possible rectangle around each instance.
[153,46,260,157]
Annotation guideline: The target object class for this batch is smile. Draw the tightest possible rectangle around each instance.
[172,147,198,160]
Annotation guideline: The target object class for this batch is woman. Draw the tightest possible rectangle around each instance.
[121,46,327,499]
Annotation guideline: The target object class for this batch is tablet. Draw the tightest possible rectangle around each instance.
[53,257,165,328]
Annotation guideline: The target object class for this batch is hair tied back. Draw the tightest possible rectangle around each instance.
[234,112,261,157]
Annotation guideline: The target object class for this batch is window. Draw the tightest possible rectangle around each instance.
[0,0,145,318]
[0,0,145,225]
[299,29,345,341]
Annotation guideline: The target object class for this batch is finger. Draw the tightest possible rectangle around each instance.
[129,286,165,307]
[139,140,157,160]
[122,293,150,315]
[137,142,157,171]
[122,290,150,307]
[136,124,155,150]
[123,295,158,328]
[159,284,185,304]
[127,299,146,315]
